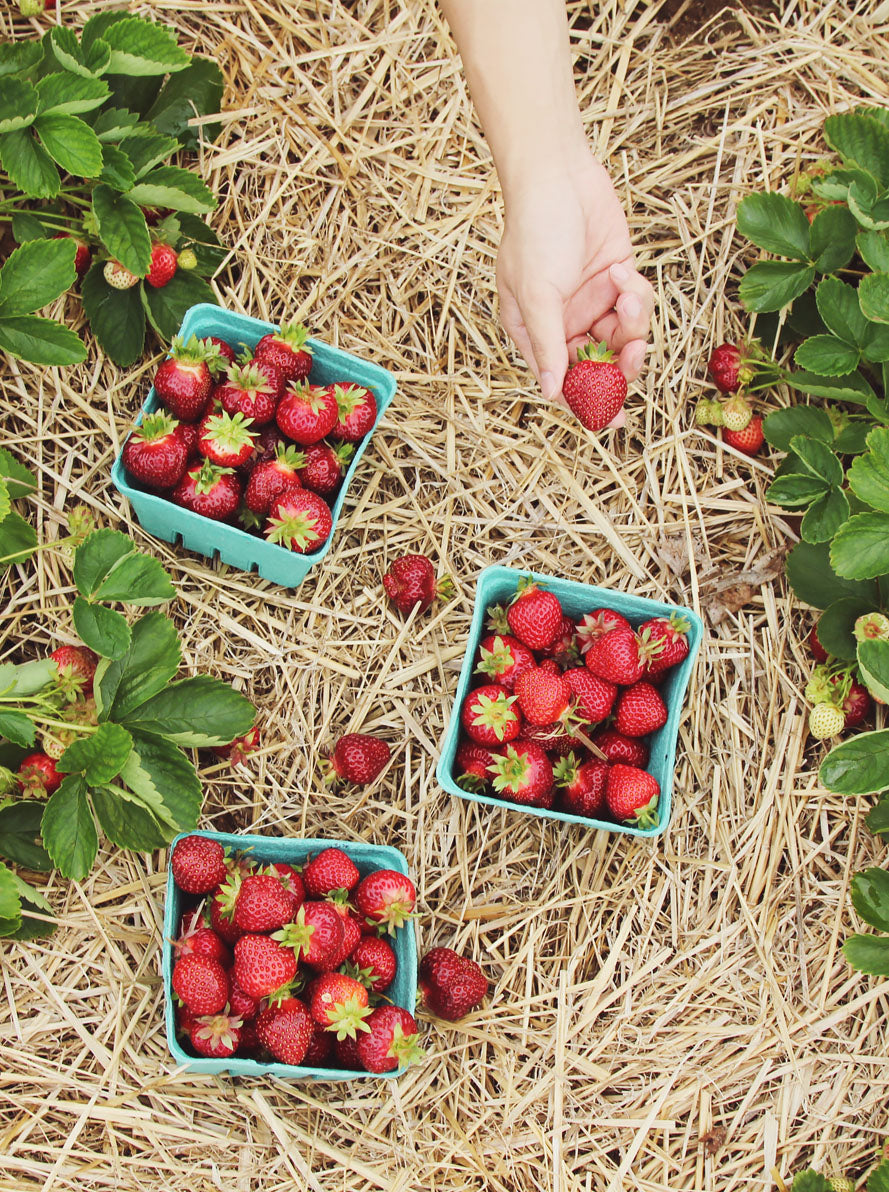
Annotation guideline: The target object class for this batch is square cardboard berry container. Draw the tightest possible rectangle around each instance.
[162,830,418,1081]
[435,565,703,837]
[111,303,397,588]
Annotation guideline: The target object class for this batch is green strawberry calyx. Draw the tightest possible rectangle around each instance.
[275,322,311,352]
[203,410,256,452]
[490,744,531,795]
[228,362,274,394]
[468,690,518,741]
[321,994,372,1041]
[332,383,371,419]
[274,907,315,960]
[385,1021,425,1067]
[485,603,510,634]
[265,501,325,552]
[191,459,235,496]
[333,442,355,467]
[285,381,330,413]
[137,411,180,442]
[629,793,659,830]
[274,443,308,469]
[553,752,582,788]
[575,339,615,364]
[170,334,216,366]
[475,635,515,679]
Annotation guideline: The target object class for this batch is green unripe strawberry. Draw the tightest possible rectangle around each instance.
[178,248,198,270]
[808,703,845,739]
[694,399,719,428]
[828,1177,854,1192]
[854,612,889,642]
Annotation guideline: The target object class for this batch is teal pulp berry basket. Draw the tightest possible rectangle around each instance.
[111,304,397,588]
[435,565,703,837]
[162,830,418,1081]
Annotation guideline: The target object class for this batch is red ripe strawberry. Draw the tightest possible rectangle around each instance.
[538,614,579,662]
[233,933,299,1000]
[145,242,178,288]
[155,336,216,422]
[585,627,645,685]
[208,336,236,365]
[276,902,345,971]
[474,633,536,690]
[172,460,242,520]
[605,764,660,827]
[562,340,627,431]
[275,382,339,444]
[303,1025,334,1067]
[454,739,499,792]
[331,382,377,441]
[245,446,306,515]
[614,682,668,737]
[249,355,285,400]
[354,869,416,934]
[264,488,332,553]
[171,834,228,895]
[213,726,260,767]
[17,752,62,795]
[176,420,201,459]
[334,1032,363,1070]
[209,885,244,946]
[576,608,632,654]
[254,322,313,382]
[50,644,97,692]
[723,415,764,456]
[383,553,454,615]
[520,720,577,757]
[356,1006,424,1073]
[538,658,562,675]
[172,915,231,967]
[707,342,755,393]
[52,231,91,277]
[329,908,363,967]
[269,862,306,909]
[639,614,690,679]
[307,973,372,1038]
[123,412,189,490]
[419,947,488,1021]
[176,1004,198,1038]
[303,848,360,897]
[215,362,279,426]
[506,579,563,650]
[197,410,257,468]
[346,936,397,994]
[564,667,616,723]
[171,955,229,1016]
[297,441,353,495]
[554,752,609,818]
[489,739,554,806]
[226,974,259,1022]
[256,997,314,1066]
[232,874,296,933]
[591,728,649,767]
[842,680,872,728]
[324,733,391,785]
[189,1009,242,1058]
[808,622,830,664]
[513,667,572,726]
[461,683,520,747]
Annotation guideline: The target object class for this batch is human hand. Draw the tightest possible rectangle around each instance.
[496,151,654,420]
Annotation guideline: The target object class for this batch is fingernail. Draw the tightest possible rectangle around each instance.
[610,263,630,283]
[631,345,646,372]
[622,296,642,319]
[540,371,558,400]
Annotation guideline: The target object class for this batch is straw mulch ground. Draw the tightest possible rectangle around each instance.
[1,0,888,1189]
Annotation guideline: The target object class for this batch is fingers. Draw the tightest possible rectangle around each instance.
[606,260,654,350]
[500,284,569,404]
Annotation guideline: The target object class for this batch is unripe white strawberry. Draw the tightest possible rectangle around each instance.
[829,1178,854,1192]
[178,248,198,270]
[808,703,845,739]
[103,260,140,290]
[721,395,753,431]
[694,399,718,428]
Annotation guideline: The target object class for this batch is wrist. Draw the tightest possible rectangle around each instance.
[500,141,600,218]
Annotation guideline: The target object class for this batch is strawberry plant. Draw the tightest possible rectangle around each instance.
[733,104,889,978]
[788,1158,889,1192]
[0,12,226,367]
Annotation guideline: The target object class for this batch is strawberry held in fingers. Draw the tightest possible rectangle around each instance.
[173,460,242,520]
[357,1006,424,1073]
[475,633,536,691]
[264,488,332,553]
[605,764,660,827]
[562,340,627,431]
[298,441,353,496]
[198,410,257,469]
[489,739,554,806]
[354,869,416,934]
[155,336,216,422]
[276,381,339,444]
[254,322,313,382]
[419,947,488,1022]
[331,382,378,441]
[123,412,189,489]
[215,362,279,426]
[145,242,178,288]
[506,578,563,650]
[461,684,520,746]
[383,553,454,615]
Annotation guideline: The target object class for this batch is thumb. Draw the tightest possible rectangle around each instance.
[522,291,569,403]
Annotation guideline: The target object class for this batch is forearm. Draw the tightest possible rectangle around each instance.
[438,0,588,208]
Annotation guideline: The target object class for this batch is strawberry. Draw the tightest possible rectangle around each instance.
[307,973,372,1039]
[809,702,845,739]
[639,614,691,678]
[854,612,889,642]
[707,342,754,394]
[383,554,454,615]
[562,340,627,431]
[52,231,90,276]
[254,322,313,382]
[419,947,488,1021]
[256,997,314,1066]
[103,260,139,289]
[506,578,563,650]
[213,726,260,767]
[276,902,345,971]
[356,1006,424,1073]
[345,936,397,994]
[123,412,189,490]
[17,752,62,795]
[303,848,360,897]
[591,728,649,767]
[808,622,830,663]
[585,627,645,685]
[245,446,306,515]
[297,441,354,496]
[264,488,332,553]
[519,720,577,757]
[454,740,499,792]
[575,609,632,654]
[538,658,562,676]
[233,933,299,1000]
[613,682,668,737]
[155,336,216,422]
[353,869,416,934]
[554,752,609,818]
[171,834,228,894]
[303,1025,335,1067]
[269,862,306,909]
[176,420,201,459]
[538,615,579,663]
[189,1009,243,1058]
[275,382,339,444]
[209,885,244,946]
[232,874,296,933]
[172,916,231,967]
[460,684,520,746]
[474,634,536,690]
[172,460,242,520]
[145,242,178,288]
[50,645,97,692]
[208,336,236,365]
[840,679,871,728]
[334,1032,363,1070]
[564,667,616,723]
[723,415,764,456]
[605,764,660,827]
[329,908,363,968]
[324,733,391,785]
[721,394,752,431]
[197,410,257,469]
[513,667,572,726]
[249,355,286,401]
[331,382,377,441]
[489,739,554,806]
[215,362,279,426]
[171,955,229,1016]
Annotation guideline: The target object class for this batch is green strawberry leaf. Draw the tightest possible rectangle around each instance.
[98,143,136,192]
[825,112,889,188]
[0,801,52,870]
[118,730,202,833]
[830,512,889,580]
[142,269,217,340]
[0,510,38,568]
[95,611,181,723]
[80,261,146,367]
[103,17,191,77]
[145,57,224,148]
[73,529,137,598]
[119,675,255,747]
[788,369,876,405]
[848,427,889,512]
[857,639,889,705]
[859,272,889,326]
[0,77,39,134]
[820,728,889,795]
[762,406,834,452]
[808,203,858,273]
[91,107,140,143]
[0,128,60,199]
[787,435,844,486]
[868,1161,889,1192]
[0,236,77,318]
[46,27,110,79]
[793,335,860,376]
[35,73,109,117]
[91,785,171,851]
[0,315,86,367]
[40,774,99,881]
[0,861,20,932]
[91,551,175,607]
[0,710,36,749]
[127,165,216,214]
[0,448,33,499]
[0,42,44,80]
[785,539,878,610]
[739,261,815,313]
[814,595,875,662]
[815,276,870,346]
[766,472,828,508]
[790,1171,833,1192]
[10,211,51,244]
[857,230,889,272]
[842,933,889,977]
[58,723,133,786]
[91,183,151,276]
[736,192,811,259]
[850,867,889,932]
[117,132,181,180]
[72,598,131,661]
[3,871,54,939]
[800,486,850,544]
